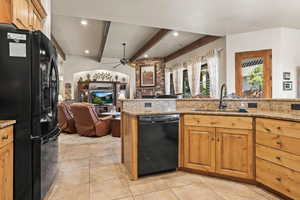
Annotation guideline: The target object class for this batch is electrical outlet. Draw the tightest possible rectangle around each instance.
[144,102,152,108]
[291,104,300,110]
[248,103,258,108]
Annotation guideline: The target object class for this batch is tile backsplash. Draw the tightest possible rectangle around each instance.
[122,99,176,113]
[176,99,300,114]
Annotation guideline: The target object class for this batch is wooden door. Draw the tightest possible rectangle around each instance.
[12,0,30,29]
[0,143,13,200]
[183,126,216,172]
[235,49,272,98]
[215,128,254,179]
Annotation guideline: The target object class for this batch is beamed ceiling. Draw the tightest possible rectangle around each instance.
[52,15,217,62]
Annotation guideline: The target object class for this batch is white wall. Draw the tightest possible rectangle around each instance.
[165,37,227,93]
[57,54,65,100]
[41,0,51,38]
[226,27,300,98]
[62,56,136,99]
[280,28,300,98]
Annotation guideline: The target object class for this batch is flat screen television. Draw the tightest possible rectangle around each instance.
[90,91,113,104]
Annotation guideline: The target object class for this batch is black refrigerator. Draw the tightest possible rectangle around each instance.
[0,26,60,200]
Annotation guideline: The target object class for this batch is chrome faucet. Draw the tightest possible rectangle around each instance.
[219,84,227,110]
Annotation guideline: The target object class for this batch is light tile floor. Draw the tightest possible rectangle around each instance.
[45,133,282,200]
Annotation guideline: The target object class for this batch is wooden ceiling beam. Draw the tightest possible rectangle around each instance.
[97,21,111,62]
[51,33,66,61]
[129,29,170,62]
[164,35,221,63]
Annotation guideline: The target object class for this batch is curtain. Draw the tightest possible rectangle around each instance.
[207,49,220,98]
[187,63,195,96]
[174,66,184,95]
[194,60,202,96]
[173,66,178,95]
[165,69,171,95]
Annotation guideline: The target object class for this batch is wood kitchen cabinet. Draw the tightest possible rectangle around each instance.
[183,126,216,172]
[256,118,300,199]
[12,0,30,29]
[0,0,46,30]
[215,128,253,179]
[182,114,254,180]
[0,126,14,200]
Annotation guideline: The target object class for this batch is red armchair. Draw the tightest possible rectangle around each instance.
[70,103,112,137]
[58,102,77,133]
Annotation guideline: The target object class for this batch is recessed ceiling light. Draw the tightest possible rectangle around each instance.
[173,31,179,37]
[144,54,149,58]
[84,50,90,54]
[81,20,88,26]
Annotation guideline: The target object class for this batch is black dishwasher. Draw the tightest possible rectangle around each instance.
[138,114,179,176]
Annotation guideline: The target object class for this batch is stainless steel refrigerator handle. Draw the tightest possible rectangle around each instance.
[30,127,60,141]
[30,135,42,141]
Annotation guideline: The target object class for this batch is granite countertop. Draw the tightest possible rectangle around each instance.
[0,120,16,128]
[123,110,300,122]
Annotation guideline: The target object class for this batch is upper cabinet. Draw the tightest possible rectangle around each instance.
[0,0,47,30]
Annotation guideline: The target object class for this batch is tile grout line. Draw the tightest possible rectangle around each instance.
[169,188,181,200]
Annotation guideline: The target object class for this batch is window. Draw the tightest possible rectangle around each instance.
[170,73,175,95]
[200,64,210,96]
[235,49,272,98]
[183,69,191,98]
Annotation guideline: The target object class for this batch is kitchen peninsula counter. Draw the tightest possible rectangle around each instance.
[121,98,300,199]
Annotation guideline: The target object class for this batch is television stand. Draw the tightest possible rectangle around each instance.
[93,104,114,115]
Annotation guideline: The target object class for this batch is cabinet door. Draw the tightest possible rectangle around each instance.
[0,143,13,200]
[215,128,254,179]
[31,10,42,30]
[183,126,215,172]
[0,0,12,23]
[12,0,30,28]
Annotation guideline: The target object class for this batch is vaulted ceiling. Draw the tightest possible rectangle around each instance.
[51,15,209,61]
[52,0,300,36]
[52,15,105,58]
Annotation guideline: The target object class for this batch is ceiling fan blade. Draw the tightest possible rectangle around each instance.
[113,63,122,68]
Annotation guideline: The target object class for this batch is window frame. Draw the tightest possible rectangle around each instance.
[235,49,272,98]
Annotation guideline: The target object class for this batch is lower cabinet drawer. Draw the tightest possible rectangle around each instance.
[256,131,300,156]
[256,144,300,172]
[256,158,300,199]
[183,115,252,129]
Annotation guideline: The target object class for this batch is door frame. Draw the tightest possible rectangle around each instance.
[235,49,272,98]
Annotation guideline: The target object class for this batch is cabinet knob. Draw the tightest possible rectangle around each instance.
[2,135,8,140]
[276,156,281,160]
[276,177,282,182]
[276,141,282,145]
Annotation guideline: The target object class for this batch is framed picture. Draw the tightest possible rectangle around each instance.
[283,72,291,80]
[283,81,293,91]
[140,65,156,87]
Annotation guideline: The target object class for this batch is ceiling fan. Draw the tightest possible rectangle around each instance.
[101,43,135,68]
